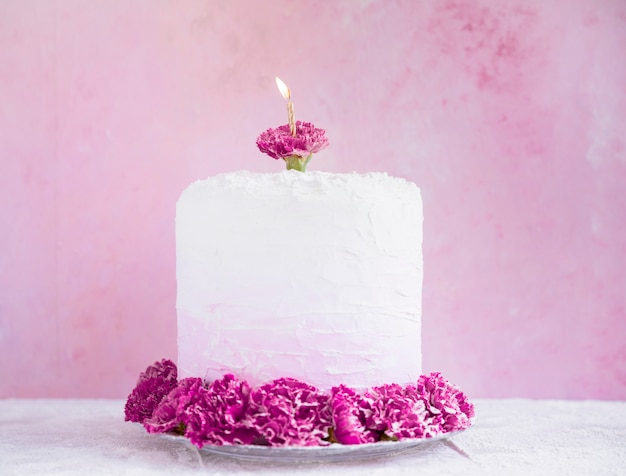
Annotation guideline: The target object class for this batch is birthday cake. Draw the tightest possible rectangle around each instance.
[176,170,423,389]
[125,86,474,448]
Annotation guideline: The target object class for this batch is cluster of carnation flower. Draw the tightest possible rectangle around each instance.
[125,360,474,448]
[256,121,329,161]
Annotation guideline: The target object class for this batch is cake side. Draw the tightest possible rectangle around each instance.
[176,171,423,390]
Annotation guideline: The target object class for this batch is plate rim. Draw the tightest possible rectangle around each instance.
[161,428,467,461]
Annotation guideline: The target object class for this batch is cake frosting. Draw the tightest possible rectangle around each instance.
[176,170,424,390]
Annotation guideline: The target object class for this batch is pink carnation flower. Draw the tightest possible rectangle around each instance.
[256,121,329,162]
[125,361,475,447]
[330,385,378,445]
[137,359,177,384]
[416,372,475,433]
[365,383,431,439]
[247,377,331,446]
[124,359,178,423]
[184,374,258,447]
[143,377,205,434]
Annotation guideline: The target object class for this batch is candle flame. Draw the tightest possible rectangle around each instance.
[275,77,291,100]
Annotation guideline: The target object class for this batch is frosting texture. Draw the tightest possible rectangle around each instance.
[176,171,423,389]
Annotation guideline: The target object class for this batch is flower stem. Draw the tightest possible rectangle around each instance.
[284,154,313,172]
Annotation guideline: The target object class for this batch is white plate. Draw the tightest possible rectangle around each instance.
[163,430,466,463]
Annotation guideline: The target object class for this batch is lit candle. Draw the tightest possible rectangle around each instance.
[275,76,296,137]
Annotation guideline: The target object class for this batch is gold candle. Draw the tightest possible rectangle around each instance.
[275,76,296,137]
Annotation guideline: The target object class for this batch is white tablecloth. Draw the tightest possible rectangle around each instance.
[1,399,624,475]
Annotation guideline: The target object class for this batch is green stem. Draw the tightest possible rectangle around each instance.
[284,154,313,172]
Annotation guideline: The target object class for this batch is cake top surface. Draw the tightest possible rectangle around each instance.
[179,170,421,202]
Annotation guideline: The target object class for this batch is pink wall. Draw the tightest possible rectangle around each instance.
[1,0,625,399]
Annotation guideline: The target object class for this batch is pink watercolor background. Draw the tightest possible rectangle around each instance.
[1,0,625,399]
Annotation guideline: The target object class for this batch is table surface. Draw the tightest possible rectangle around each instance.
[1,398,625,476]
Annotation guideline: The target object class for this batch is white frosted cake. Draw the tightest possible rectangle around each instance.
[126,122,474,448]
[176,170,423,390]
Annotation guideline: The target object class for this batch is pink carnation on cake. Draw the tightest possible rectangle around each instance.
[417,372,475,433]
[330,385,378,445]
[256,121,329,171]
[137,359,178,383]
[124,359,178,424]
[125,361,475,448]
[247,377,331,446]
[143,377,205,435]
[364,383,431,439]
[184,374,257,447]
